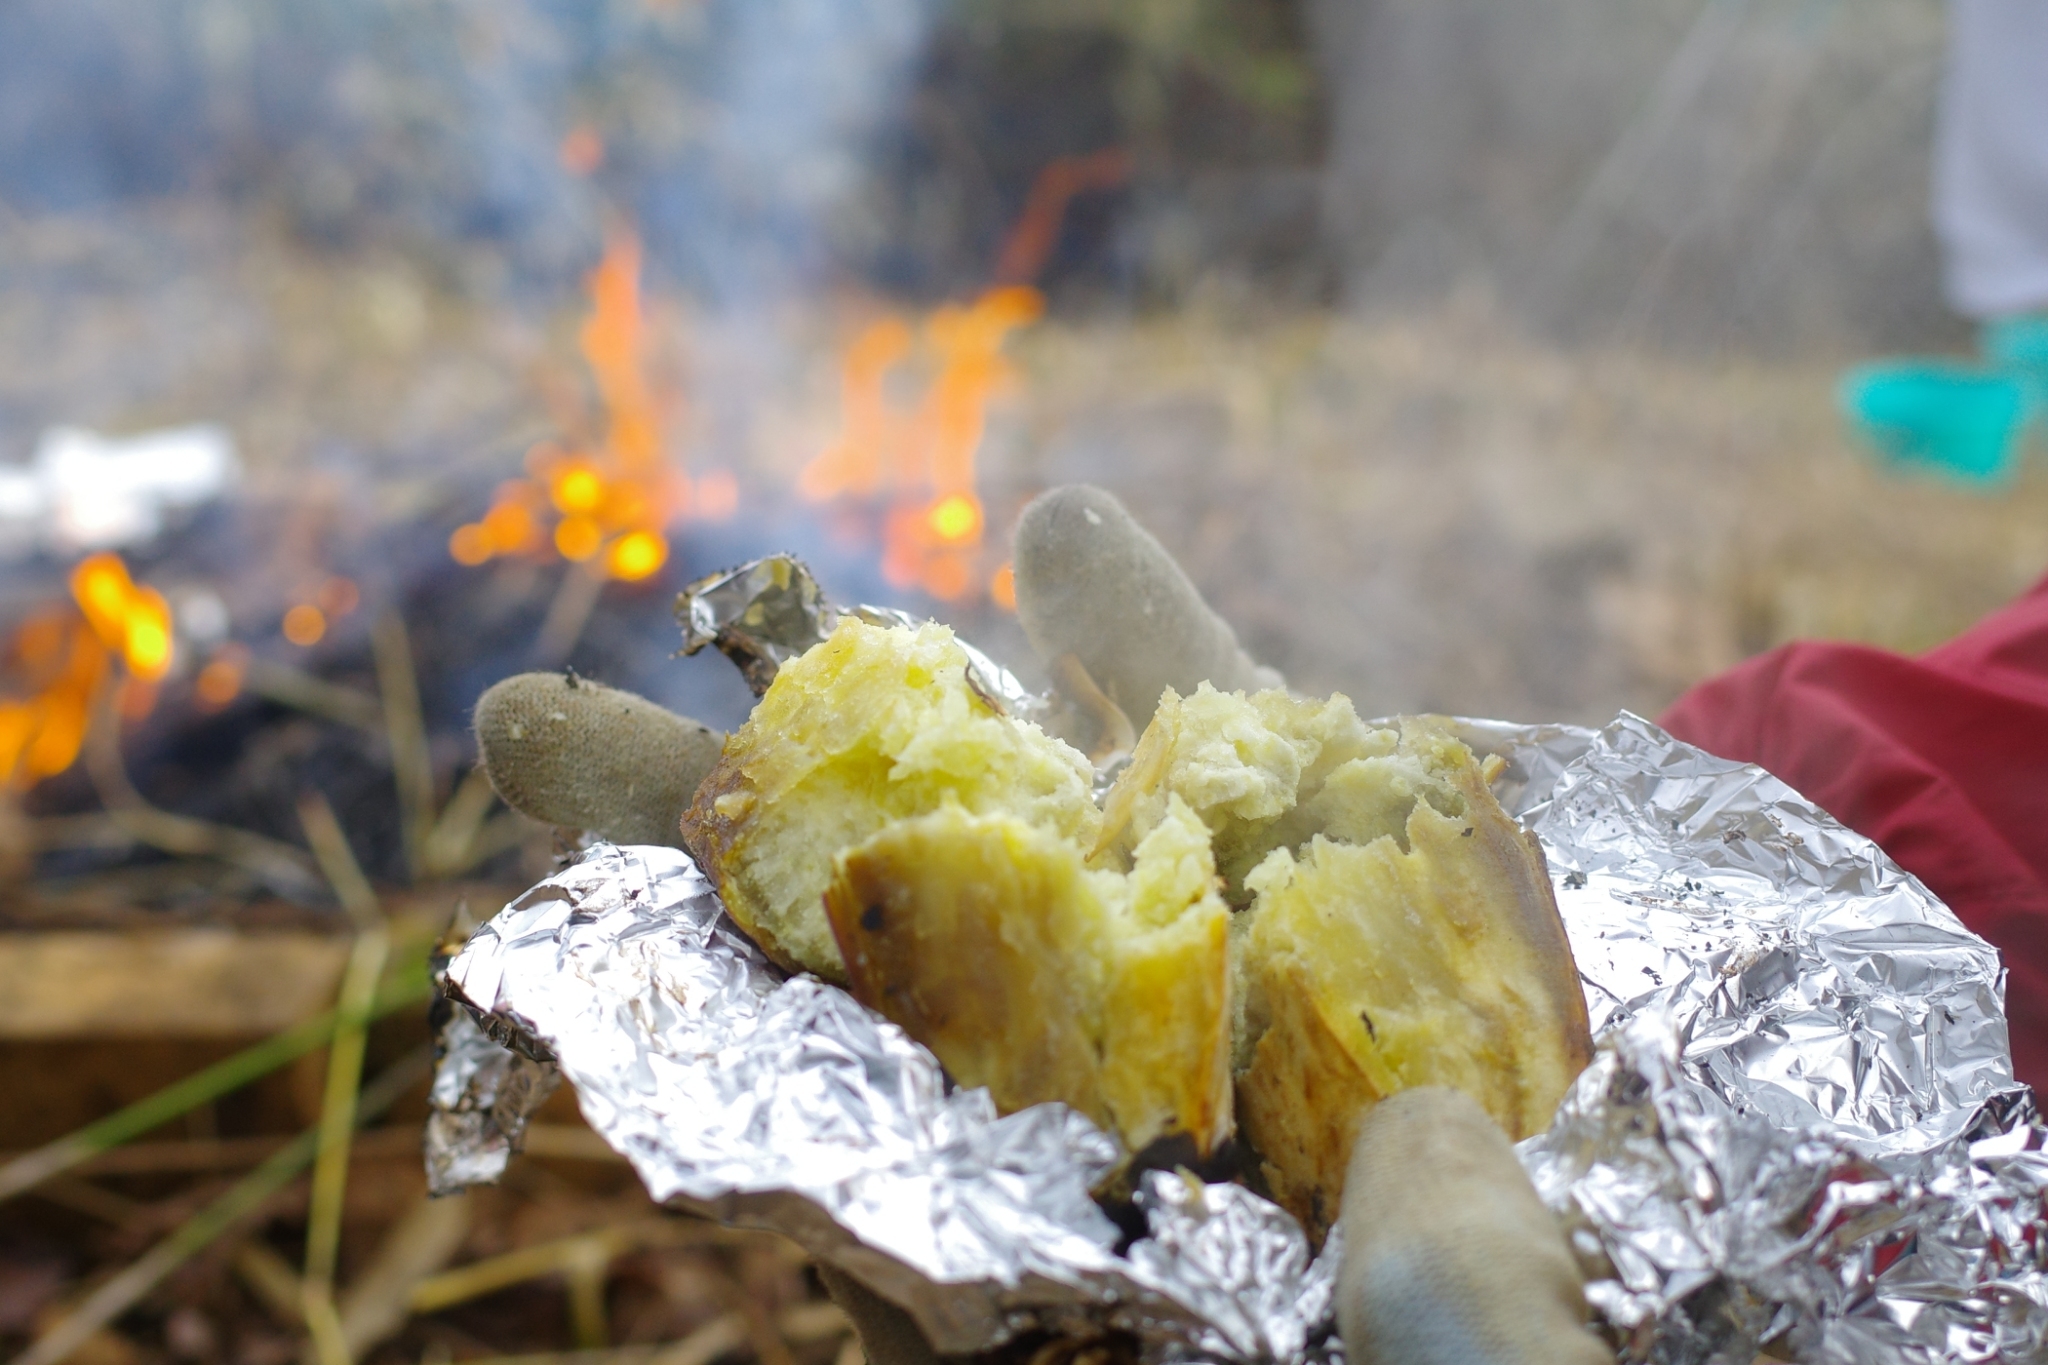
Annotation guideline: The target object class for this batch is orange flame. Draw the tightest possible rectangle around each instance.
[993,148,1132,286]
[798,317,913,503]
[0,554,175,787]
[451,225,701,584]
[799,152,1123,607]
[799,285,1044,603]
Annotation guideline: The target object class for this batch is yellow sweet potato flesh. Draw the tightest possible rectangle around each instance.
[1232,720,1592,1240]
[824,798,1233,1156]
[686,621,1589,1212]
[680,618,1098,979]
[1096,685,1409,900]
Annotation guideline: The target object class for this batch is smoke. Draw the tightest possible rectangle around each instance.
[0,0,935,303]
[1309,0,1958,353]
[680,0,931,306]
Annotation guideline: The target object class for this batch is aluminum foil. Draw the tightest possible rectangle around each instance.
[1477,714,2045,1365]
[428,700,2047,1365]
[423,1006,560,1195]
[432,842,1315,1358]
[1522,1014,2048,1365]
[674,556,836,694]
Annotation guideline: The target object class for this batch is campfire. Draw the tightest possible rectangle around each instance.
[0,120,1145,1365]
[449,229,705,588]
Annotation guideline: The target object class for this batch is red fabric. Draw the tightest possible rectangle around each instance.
[1659,570,2048,1092]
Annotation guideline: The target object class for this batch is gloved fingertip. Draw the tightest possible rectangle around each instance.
[473,671,724,847]
[1012,485,1280,729]
[1338,1088,1612,1365]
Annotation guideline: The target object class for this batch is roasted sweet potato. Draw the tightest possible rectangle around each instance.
[680,617,1098,980]
[823,798,1232,1157]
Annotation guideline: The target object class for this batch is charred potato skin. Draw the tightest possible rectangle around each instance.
[678,756,811,976]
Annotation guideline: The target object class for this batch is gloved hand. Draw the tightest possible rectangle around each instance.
[472,668,724,848]
[468,487,1612,1365]
[1337,1087,1610,1365]
[1012,484,1283,735]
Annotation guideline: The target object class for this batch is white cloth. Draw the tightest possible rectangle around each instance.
[1933,0,2048,320]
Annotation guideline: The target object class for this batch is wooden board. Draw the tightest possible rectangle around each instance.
[0,929,350,1039]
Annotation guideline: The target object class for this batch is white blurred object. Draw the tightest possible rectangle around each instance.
[1933,0,2048,320]
[174,588,232,646]
[0,467,41,558]
[0,424,239,557]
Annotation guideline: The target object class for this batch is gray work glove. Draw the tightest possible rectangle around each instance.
[1338,1088,1611,1365]
[468,489,1613,1365]
[472,669,724,848]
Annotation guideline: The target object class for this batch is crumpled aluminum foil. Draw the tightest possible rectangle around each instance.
[1466,714,2016,1156]
[1523,1015,2048,1365]
[423,1006,560,1194]
[675,556,836,694]
[1472,714,2046,1365]
[432,595,2045,1363]
[432,841,1330,1359]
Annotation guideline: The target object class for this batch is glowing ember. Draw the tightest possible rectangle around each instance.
[927,493,982,544]
[450,226,708,584]
[195,645,248,709]
[282,604,327,647]
[554,516,603,562]
[606,528,667,581]
[72,553,173,681]
[1,553,175,787]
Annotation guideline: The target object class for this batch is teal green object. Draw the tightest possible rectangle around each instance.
[1985,314,2048,399]
[1837,360,2032,487]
